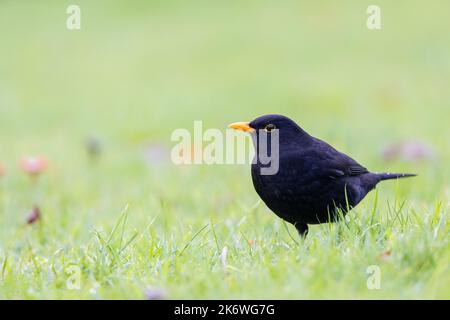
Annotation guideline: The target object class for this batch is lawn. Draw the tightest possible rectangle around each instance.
[0,0,449,299]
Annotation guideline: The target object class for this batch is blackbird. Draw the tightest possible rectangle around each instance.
[229,114,415,237]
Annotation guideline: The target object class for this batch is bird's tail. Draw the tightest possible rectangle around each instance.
[377,172,417,181]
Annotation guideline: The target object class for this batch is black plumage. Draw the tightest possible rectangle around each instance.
[229,114,415,237]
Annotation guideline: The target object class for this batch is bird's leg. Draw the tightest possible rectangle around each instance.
[294,222,309,238]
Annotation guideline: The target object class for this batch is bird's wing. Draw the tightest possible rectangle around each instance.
[310,138,369,179]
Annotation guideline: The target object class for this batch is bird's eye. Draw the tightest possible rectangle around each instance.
[264,124,276,132]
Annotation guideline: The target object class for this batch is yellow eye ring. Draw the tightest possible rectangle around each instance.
[264,124,276,132]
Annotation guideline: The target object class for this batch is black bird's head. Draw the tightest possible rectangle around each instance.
[228,114,309,146]
[228,114,310,175]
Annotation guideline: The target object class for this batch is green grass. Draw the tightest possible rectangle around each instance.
[0,0,449,299]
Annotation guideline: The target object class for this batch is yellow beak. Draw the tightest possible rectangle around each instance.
[228,121,254,132]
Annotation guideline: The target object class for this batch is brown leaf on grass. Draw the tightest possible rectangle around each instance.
[20,156,48,176]
[378,250,392,262]
[382,140,435,163]
[86,136,102,159]
[0,163,5,177]
[26,206,41,224]
[247,239,261,247]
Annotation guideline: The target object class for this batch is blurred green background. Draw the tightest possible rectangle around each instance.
[0,1,449,299]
